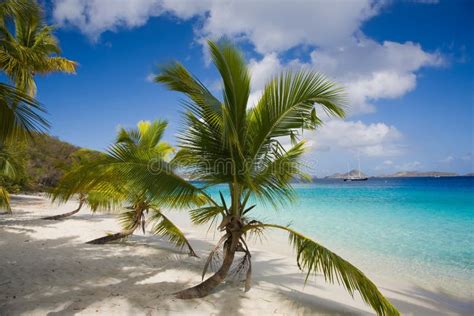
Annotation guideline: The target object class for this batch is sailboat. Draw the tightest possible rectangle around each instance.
[344,154,368,181]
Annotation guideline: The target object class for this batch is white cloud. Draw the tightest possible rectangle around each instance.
[246,53,283,107]
[440,155,454,163]
[248,53,282,91]
[312,40,443,114]
[291,42,438,116]
[245,38,443,115]
[396,161,422,170]
[53,1,443,116]
[345,71,417,113]
[195,0,383,54]
[52,0,382,51]
[461,153,472,161]
[438,153,472,164]
[308,119,403,157]
[51,0,447,168]
[53,0,166,41]
[145,73,155,83]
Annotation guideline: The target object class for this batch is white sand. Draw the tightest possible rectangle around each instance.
[1,195,472,315]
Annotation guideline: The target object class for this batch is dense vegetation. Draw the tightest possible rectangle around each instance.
[0,133,85,192]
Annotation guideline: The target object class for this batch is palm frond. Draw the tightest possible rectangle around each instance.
[149,209,197,256]
[116,120,168,150]
[0,149,16,178]
[155,61,223,115]
[208,40,250,161]
[246,70,345,163]
[189,206,225,225]
[85,188,126,213]
[0,0,76,96]
[0,83,49,142]
[38,56,77,74]
[245,223,399,316]
[201,233,228,280]
[0,186,11,212]
[246,140,309,208]
[118,209,141,231]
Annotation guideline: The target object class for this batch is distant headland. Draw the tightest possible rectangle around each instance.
[323,170,472,179]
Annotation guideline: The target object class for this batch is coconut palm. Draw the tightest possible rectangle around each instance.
[54,120,198,256]
[42,149,106,220]
[0,0,77,96]
[0,0,54,211]
[152,40,399,315]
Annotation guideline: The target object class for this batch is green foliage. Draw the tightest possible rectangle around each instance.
[0,133,92,192]
[245,223,399,316]
[149,208,197,256]
[0,0,77,96]
[156,40,344,207]
[0,83,49,143]
[189,206,225,225]
[157,40,398,314]
[53,120,198,254]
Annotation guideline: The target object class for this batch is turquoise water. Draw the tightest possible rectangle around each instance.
[205,177,474,294]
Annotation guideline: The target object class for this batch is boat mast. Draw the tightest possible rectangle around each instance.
[358,152,361,178]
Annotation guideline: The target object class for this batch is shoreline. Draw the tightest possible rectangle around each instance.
[1,195,472,315]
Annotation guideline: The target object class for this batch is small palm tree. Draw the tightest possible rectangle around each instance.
[55,120,198,256]
[43,149,104,220]
[0,0,77,96]
[152,40,399,315]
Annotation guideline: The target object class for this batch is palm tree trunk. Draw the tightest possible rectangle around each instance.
[86,229,135,244]
[86,208,142,245]
[175,230,241,298]
[42,200,83,220]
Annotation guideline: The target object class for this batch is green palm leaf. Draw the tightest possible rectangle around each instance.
[149,209,197,256]
[246,70,345,164]
[245,223,399,316]
[189,206,225,225]
[0,0,77,96]
[0,186,11,212]
[0,83,49,142]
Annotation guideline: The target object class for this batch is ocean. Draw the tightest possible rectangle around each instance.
[205,177,474,295]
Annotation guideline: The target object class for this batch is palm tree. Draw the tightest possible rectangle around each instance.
[54,120,198,256]
[0,0,77,96]
[0,0,55,211]
[42,149,104,220]
[153,40,399,315]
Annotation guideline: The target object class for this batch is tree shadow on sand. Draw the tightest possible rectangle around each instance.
[1,215,471,315]
[0,229,205,315]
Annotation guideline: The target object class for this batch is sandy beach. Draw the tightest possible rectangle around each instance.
[0,194,472,315]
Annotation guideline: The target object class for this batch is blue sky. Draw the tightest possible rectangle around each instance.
[31,0,473,176]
